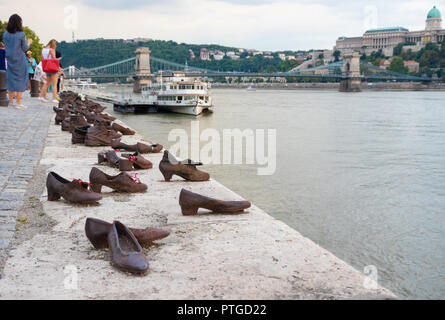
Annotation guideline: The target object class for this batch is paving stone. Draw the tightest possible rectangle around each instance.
[0,201,24,211]
[0,239,11,248]
[0,161,17,168]
[0,191,25,202]
[0,224,15,232]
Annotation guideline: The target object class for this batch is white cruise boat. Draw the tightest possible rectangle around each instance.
[75,79,98,89]
[140,72,213,116]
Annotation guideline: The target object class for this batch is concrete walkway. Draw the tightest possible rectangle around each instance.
[0,97,53,260]
[0,95,396,299]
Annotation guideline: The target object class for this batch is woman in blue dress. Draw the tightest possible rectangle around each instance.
[2,14,32,109]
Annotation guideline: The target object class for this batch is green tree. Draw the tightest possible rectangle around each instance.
[0,20,43,61]
[372,57,382,67]
[23,26,43,61]
[389,57,408,74]
[393,43,404,56]
[333,50,341,62]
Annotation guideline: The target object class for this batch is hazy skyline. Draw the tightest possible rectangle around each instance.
[1,0,444,51]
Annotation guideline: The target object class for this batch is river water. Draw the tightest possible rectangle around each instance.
[105,87,445,299]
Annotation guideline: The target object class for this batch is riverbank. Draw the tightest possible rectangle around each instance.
[0,94,396,299]
[212,82,445,91]
[89,82,445,92]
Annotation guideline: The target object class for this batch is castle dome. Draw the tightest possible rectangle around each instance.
[427,6,442,19]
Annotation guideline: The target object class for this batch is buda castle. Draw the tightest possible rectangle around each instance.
[335,6,445,56]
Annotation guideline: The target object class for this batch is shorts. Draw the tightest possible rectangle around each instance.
[46,72,57,76]
[29,73,34,80]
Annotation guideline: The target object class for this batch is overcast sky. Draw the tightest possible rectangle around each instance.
[1,0,444,51]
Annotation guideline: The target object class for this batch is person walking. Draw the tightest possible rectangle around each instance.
[39,39,59,103]
[2,14,32,109]
[26,50,37,89]
[56,50,64,93]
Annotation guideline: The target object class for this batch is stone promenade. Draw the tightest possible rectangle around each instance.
[0,96,53,259]
[0,93,396,300]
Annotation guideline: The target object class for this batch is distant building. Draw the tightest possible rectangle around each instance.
[404,60,420,73]
[295,56,305,63]
[335,6,445,56]
[189,49,196,60]
[213,54,225,60]
[200,48,210,61]
[278,53,286,60]
[379,59,392,69]
[124,37,152,43]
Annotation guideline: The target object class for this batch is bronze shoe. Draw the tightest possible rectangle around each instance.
[69,115,88,133]
[53,107,69,125]
[85,124,121,147]
[72,125,90,144]
[61,116,72,132]
[112,123,136,135]
[137,142,163,154]
[122,152,153,170]
[80,110,97,124]
[108,221,149,274]
[159,150,209,182]
[89,167,148,193]
[111,138,137,152]
[179,189,251,215]
[85,217,170,248]
[46,172,102,204]
[98,150,133,171]
[111,138,162,154]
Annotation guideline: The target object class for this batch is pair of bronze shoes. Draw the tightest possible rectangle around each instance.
[85,123,122,147]
[46,172,102,204]
[89,167,148,193]
[159,150,210,182]
[179,189,251,215]
[62,114,89,133]
[98,151,153,171]
[111,138,163,154]
[47,168,148,203]
[85,218,170,275]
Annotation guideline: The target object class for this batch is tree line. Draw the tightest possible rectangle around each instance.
[57,39,303,73]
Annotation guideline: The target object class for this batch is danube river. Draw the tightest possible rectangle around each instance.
[106,87,445,299]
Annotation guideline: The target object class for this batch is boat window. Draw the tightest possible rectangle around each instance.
[178,96,183,101]
[199,96,204,100]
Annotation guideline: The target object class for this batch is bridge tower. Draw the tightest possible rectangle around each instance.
[339,52,363,92]
[133,47,154,93]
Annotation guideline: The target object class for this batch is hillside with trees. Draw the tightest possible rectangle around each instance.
[361,41,445,81]
[57,39,303,73]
